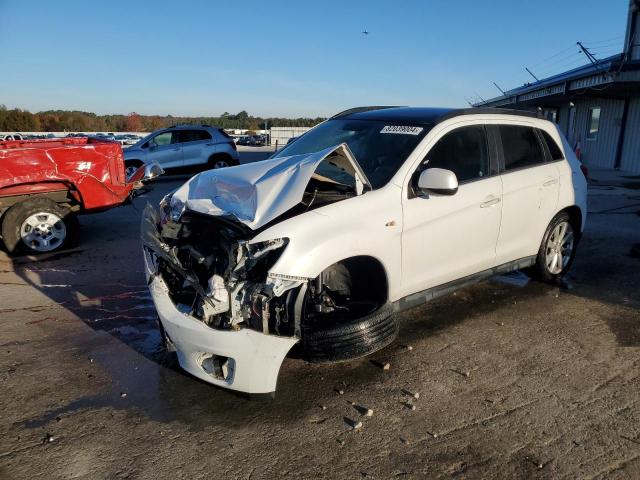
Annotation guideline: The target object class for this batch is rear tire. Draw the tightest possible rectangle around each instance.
[1,197,78,255]
[528,211,577,283]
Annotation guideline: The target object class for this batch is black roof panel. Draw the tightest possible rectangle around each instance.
[335,106,539,124]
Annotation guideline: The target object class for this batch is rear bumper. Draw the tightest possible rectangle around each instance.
[143,248,298,394]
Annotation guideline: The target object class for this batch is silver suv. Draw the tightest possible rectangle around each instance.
[124,125,240,177]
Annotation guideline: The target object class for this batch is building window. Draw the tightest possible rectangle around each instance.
[587,107,601,140]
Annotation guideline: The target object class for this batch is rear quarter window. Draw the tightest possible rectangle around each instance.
[539,129,564,161]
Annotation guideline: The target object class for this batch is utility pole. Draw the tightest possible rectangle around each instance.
[493,82,506,95]
[525,67,540,82]
[577,41,605,74]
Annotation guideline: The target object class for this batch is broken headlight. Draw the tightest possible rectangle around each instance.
[235,238,289,282]
[159,191,185,224]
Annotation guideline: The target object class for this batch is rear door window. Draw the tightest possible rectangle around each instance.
[176,130,211,143]
[499,125,545,171]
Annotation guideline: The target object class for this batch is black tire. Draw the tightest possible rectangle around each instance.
[207,154,238,170]
[528,211,577,283]
[302,303,398,363]
[1,197,78,255]
[125,159,144,179]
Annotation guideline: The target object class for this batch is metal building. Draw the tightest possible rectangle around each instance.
[269,126,312,147]
[475,0,640,173]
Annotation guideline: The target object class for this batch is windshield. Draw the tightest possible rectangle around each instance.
[273,119,430,188]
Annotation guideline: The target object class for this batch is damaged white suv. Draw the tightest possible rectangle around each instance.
[142,107,587,395]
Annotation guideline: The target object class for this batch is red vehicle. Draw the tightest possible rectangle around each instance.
[0,137,160,254]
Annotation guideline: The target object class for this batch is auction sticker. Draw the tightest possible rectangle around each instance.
[380,125,424,135]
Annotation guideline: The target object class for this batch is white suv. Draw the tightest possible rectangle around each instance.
[124,125,239,178]
[142,107,587,395]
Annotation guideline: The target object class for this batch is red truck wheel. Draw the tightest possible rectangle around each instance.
[1,198,78,255]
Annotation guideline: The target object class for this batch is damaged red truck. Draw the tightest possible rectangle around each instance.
[0,137,161,254]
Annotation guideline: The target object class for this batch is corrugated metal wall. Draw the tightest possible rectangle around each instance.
[573,97,625,169]
[269,126,312,147]
[620,96,640,172]
[557,105,570,136]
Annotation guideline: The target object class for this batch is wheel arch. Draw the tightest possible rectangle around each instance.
[318,255,389,304]
[558,205,583,239]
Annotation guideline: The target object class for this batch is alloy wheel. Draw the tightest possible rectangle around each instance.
[545,221,574,275]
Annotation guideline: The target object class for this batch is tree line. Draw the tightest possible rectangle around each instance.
[0,106,325,132]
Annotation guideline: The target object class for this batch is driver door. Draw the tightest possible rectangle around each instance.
[146,130,183,169]
[400,124,502,297]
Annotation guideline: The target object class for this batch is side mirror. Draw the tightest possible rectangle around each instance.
[418,168,458,195]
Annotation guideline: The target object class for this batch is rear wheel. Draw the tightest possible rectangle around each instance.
[529,212,577,282]
[1,198,78,255]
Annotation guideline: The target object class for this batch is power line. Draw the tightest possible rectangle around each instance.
[530,44,580,67]
[582,35,624,45]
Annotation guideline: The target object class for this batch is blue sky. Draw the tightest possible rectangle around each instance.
[0,0,629,117]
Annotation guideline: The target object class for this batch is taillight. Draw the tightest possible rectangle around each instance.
[579,164,589,180]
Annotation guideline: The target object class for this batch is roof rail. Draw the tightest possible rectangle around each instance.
[167,123,217,129]
[439,107,542,121]
[330,106,402,120]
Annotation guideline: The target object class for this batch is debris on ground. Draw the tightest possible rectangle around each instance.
[42,433,55,444]
[344,417,363,430]
[370,360,390,370]
[120,392,127,398]
[402,389,420,399]
[351,402,374,417]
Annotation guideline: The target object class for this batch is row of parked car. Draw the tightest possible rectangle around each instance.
[233,134,268,146]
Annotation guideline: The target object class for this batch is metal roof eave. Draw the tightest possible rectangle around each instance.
[474,53,639,107]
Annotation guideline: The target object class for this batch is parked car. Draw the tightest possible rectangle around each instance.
[114,134,140,146]
[124,125,239,178]
[1,134,23,141]
[141,106,587,395]
[1,137,161,254]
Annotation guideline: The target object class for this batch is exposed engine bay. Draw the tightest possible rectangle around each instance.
[141,144,369,340]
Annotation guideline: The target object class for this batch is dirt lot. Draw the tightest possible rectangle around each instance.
[1,161,639,480]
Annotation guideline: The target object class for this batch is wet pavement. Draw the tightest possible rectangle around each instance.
[1,163,639,479]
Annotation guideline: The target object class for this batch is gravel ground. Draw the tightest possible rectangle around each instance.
[1,162,639,480]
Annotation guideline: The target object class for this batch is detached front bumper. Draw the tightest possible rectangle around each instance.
[143,248,298,394]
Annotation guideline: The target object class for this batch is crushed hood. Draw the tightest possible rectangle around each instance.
[171,143,370,229]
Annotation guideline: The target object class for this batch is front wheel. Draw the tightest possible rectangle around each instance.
[1,198,78,255]
[207,154,238,170]
[529,212,577,282]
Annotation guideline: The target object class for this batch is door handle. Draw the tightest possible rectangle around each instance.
[480,197,501,208]
[543,178,558,187]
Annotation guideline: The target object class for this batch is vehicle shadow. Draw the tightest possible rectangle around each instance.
[3,180,639,429]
